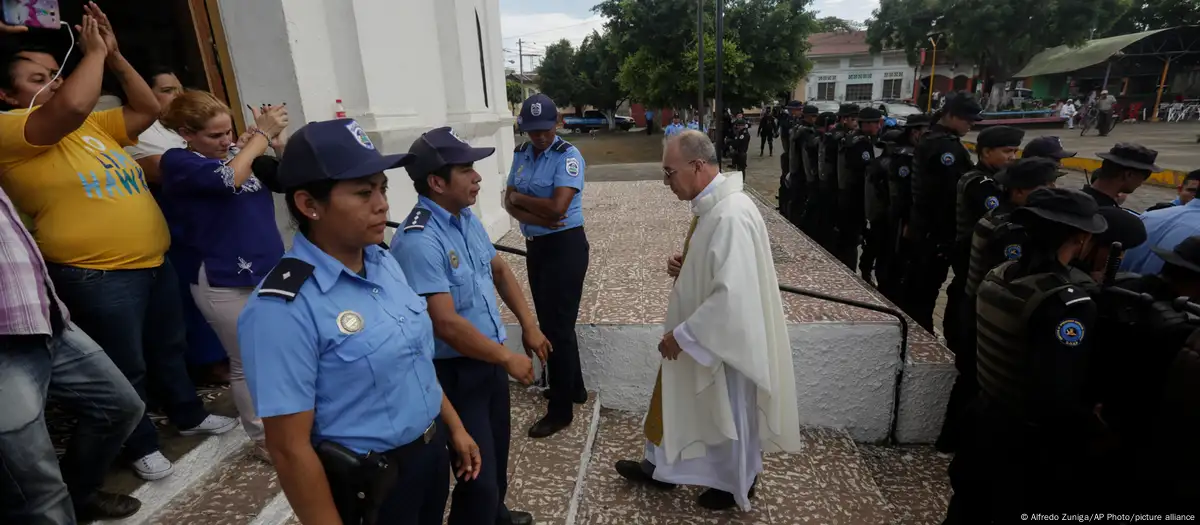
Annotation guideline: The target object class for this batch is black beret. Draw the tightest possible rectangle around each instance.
[977,126,1025,149]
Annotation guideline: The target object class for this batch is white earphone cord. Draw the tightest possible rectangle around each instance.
[28,21,74,112]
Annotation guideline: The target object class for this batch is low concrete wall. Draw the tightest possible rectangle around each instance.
[895,359,955,444]
[504,321,906,444]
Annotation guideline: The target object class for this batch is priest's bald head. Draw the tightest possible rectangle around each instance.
[662,129,720,201]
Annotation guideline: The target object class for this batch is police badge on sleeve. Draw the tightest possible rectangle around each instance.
[565,157,580,177]
[940,152,955,166]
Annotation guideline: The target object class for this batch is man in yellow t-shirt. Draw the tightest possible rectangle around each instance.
[0,8,238,505]
[0,107,169,268]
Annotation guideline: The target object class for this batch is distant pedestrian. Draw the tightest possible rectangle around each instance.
[758,110,776,156]
[645,109,655,135]
[1060,99,1077,129]
[1096,90,1117,136]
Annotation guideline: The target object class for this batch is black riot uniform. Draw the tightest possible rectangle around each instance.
[944,188,1110,523]
[1147,324,1200,511]
[877,115,929,300]
[901,94,980,332]
[802,111,835,237]
[936,125,1024,453]
[834,107,882,275]
[728,119,751,172]
[786,104,820,229]
[815,105,858,251]
[865,129,901,287]
[778,102,802,218]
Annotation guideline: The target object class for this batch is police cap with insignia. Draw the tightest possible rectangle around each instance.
[1093,206,1147,250]
[903,113,932,128]
[1013,188,1108,234]
[278,119,415,190]
[518,93,558,133]
[405,127,496,180]
[857,107,884,122]
[995,157,1063,190]
[1022,136,1077,160]
[802,104,820,116]
[976,125,1025,149]
[1153,235,1200,274]
[1096,142,1162,173]
[942,91,984,121]
[837,104,860,117]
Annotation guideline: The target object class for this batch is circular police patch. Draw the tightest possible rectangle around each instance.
[898,166,910,178]
[565,157,580,177]
[449,250,460,269]
[940,152,955,166]
[1056,319,1085,346]
[337,311,364,335]
[1003,244,1022,260]
[345,121,374,150]
[861,151,870,161]
[985,196,1000,210]
[531,102,543,117]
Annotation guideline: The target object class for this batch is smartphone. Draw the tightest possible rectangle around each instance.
[2,0,60,28]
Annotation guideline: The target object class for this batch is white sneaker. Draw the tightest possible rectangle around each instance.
[132,451,174,481]
[179,414,239,436]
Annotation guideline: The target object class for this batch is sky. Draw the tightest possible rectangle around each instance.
[499,0,879,71]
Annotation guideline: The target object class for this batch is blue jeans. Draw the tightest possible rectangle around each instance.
[47,259,209,459]
[0,326,144,524]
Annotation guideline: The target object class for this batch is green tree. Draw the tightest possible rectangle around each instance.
[816,16,862,33]
[536,39,579,110]
[506,80,523,111]
[1102,0,1200,36]
[726,0,815,105]
[866,0,1130,109]
[573,31,628,130]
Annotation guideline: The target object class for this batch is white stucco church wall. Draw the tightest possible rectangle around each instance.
[216,0,516,243]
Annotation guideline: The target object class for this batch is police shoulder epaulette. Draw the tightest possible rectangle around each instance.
[1057,282,1093,306]
[258,258,315,301]
[550,140,573,153]
[515,141,531,153]
[402,207,432,233]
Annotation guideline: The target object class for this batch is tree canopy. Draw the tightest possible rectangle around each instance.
[1102,0,1200,37]
[573,31,628,116]
[535,40,577,109]
[866,0,1130,83]
[815,16,863,33]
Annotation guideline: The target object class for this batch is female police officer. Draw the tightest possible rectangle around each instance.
[238,119,480,525]
[504,94,590,438]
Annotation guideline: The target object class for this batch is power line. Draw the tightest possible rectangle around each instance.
[502,19,604,40]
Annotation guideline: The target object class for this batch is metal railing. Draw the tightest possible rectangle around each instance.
[385,221,912,444]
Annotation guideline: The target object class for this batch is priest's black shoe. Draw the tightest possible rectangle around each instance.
[614,459,677,490]
[507,510,535,525]
[75,491,141,521]
[696,478,757,511]
[528,415,571,438]
[541,389,587,404]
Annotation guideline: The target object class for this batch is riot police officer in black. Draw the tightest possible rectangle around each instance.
[944,188,1109,524]
[836,107,883,276]
[936,125,1024,452]
[787,104,820,230]
[867,128,902,289]
[877,114,930,301]
[1084,143,1162,208]
[816,104,858,252]
[728,118,751,172]
[803,111,836,238]
[902,93,980,332]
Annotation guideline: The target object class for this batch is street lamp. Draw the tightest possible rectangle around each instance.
[926,35,939,112]
[715,0,725,165]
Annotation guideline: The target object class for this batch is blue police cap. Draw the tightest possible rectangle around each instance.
[518,93,558,132]
[405,127,496,180]
[278,119,414,189]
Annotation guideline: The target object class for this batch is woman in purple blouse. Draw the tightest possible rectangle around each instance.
[159,91,289,459]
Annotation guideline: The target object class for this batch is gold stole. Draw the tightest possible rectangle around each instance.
[645,216,700,446]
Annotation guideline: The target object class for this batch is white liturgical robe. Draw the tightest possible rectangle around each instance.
[643,172,803,511]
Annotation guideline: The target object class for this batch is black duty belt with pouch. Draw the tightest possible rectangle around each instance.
[316,420,437,525]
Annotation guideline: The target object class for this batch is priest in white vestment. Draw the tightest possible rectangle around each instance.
[615,129,804,511]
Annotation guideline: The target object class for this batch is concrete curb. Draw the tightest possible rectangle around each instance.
[963,141,1187,189]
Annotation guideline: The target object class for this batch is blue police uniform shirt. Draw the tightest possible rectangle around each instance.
[664,123,684,136]
[390,196,505,359]
[1121,197,1200,275]
[506,136,585,237]
[237,233,442,454]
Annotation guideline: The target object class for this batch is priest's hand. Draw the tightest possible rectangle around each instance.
[502,351,536,385]
[658,331,683,360]
[666,253,683,278]
[522,326,552,362]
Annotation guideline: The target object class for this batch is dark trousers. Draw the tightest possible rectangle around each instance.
[526,227,589,421]
[787,179,809,230]
[899,241,950,332]
[0,330,143,524]
[435,359,513,525]
[777,152,791,215]
[835,192,864,273]
[937,294,979,453]
[1098,110,1112,136]
[861,217,888,282]
[759,134,773,155]
[877,221,909,302]
[46,259,209,460]
[731,151,748,172]
[374,420,451,525]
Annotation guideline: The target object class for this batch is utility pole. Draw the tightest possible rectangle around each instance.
[715,0,724,166]
[697,0,704,124]
[518,39,526,76]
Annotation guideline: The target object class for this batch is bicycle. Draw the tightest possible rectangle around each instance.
[1079,104,1121,136]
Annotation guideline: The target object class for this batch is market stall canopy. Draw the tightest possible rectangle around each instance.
[1012,29,1170,77]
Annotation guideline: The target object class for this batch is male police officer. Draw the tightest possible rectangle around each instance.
[815,105,858,251]
[392,127,551,525]
[836,106,883,275]
[903,93,980,332]
[878,114,930,300]
[1083,143,1161,208]
[945,188,1110,523]
[787,104,820,229]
